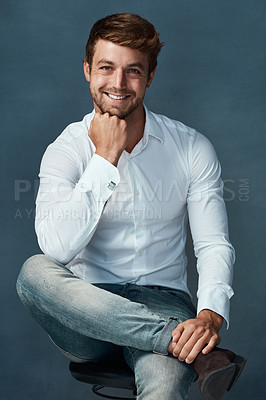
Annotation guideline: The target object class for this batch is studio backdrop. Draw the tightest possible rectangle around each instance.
[1,1,265,399]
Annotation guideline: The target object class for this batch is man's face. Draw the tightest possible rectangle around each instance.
[84,39,155,119]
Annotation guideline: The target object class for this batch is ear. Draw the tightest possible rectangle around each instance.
[83,60,91,83]
[146,66,157,88]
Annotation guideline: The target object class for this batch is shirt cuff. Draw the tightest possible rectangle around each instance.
[197,284,234,329]
[76,153,120,201]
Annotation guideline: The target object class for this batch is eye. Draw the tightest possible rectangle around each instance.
[101,66,112,71]
[128,69,140,74]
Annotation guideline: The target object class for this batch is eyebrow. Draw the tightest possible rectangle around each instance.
[97,59,114,66]
[128,62,145,71]
[97,59,146,71]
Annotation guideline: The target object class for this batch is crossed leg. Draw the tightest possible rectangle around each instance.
[16,254,197,399]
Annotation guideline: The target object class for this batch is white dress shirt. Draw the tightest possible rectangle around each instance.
[35,105,235,327]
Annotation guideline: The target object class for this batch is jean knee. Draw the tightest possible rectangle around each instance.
[16,254,59,301]
[17,254,41,288]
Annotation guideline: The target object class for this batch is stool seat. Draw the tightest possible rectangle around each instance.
[69,360,136,398]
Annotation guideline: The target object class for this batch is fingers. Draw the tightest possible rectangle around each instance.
[178,331,210,363]
[202,333,221,355]
[172,323,195,358]
[171,324,184,343]
[89,112,128,165]
[170,319,221,364]
[172,327,206,361]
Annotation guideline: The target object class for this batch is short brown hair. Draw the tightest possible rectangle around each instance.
[85,12,164,75]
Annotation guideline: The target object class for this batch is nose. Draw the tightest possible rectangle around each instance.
[112,69,127,91]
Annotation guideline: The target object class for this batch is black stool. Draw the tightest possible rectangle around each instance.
[69,360,137,399]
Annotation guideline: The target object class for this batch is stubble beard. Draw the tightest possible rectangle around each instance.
[90,87,143,119]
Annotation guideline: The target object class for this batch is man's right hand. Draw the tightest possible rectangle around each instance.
[168,310,222,364]
[88,112,128,166]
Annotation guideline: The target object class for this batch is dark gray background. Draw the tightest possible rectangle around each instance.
[1,0,265,399]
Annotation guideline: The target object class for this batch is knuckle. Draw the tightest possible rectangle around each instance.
[204,328,211,337]
[194,346,203,355]
[120,120,127,128]
[195,327,205,336]
[177,340,185,348]
[183,344,191,353]
[215,334,221,344]
[186,323,195,332]
[176,323,183,331]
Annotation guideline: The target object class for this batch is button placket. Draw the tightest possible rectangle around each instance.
[128,159,146,275]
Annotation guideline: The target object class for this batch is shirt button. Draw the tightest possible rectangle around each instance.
[137,223,142,228]
[138,251,142,256]
[135,189,139,195]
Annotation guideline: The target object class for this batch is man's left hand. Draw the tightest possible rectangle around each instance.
[168,309,223,364]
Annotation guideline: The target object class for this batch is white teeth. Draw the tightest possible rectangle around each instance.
[107,93,127,100]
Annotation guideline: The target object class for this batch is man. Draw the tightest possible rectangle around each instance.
[16,12,245,400]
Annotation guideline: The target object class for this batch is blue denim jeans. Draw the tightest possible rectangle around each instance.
[16,254,197,399]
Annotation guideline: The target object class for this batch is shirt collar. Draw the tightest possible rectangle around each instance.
[143,104,164,144]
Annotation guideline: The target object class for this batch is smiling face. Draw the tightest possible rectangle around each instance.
[84,39,156,120]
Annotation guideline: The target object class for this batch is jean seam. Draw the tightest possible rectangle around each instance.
[127,347,140,392]
[48,335,91,362]
[119,285,167,321]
